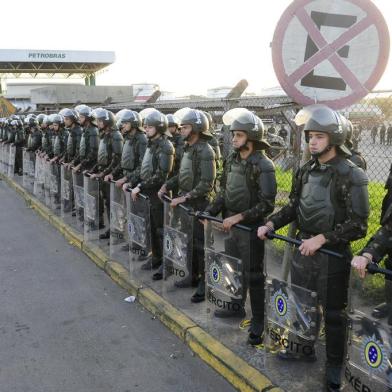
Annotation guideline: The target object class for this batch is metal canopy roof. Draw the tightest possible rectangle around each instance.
[0,49,115,78]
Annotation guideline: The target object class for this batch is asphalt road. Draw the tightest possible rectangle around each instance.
[0,179,235,392]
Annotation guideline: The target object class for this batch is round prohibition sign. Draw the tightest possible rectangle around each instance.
[271,0,390,110]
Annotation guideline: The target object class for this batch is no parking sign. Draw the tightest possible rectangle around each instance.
[272,0,390,109]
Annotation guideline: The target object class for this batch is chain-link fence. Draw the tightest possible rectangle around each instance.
[105,90,392,254]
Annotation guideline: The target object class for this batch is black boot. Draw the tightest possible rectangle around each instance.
[99,230,110,240]
[191,279,205,303]
[152,264,164,281]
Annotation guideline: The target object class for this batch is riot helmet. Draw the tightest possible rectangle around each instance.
[144,109,168,136]
[92,108,116,129]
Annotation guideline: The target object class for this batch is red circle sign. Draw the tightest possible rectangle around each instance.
[271,0,390,110]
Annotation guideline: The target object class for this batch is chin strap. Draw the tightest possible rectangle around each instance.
[311,145,332,159]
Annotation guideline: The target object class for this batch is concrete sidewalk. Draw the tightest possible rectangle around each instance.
[0,179,236,392]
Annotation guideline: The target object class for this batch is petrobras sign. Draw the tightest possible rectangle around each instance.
[0,49,115,63]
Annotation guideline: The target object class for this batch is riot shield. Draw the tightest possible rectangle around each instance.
[0,143,4,174]
[126,191,152,285]
[7,144,15,177]
[48,163,61,213]
[8,144,16,178]
[341,270,392,392]
[22,149,35,193]
[43,159,52,207]
[109,181,128,268]
[60,165,72,220]
[263,245,328,391]
[33,155,45,201]
[83,175,102,245]
[162,201,194,306]
[72,171,85,233]
[201,221,249,340]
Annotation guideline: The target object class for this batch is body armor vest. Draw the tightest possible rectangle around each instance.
[225,159,251,213]
[121,136,136,171]
[178,149,194,193]
[97,137,109,166]
[140,147,154,180]
[298,170,335,234]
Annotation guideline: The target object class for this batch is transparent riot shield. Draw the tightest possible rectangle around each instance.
[7,144,15,177]
[33,155,45,201]
[126,191,152,285]
[341,270,392,392]
[263,245,328,392]
[201,221,249,341]
[22,149,35,193]
[43,159,52,207]
[109,182,128,268]
[60,165,72,220]
[72,171,85,233]
[83,175,102,245]
[48,163,61,213]
[162,201,194,306]
[0,143,4,174]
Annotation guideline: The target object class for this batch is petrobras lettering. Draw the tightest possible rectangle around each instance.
[344,366,372,392]
[268,328,314,357]
[28,52,66,59]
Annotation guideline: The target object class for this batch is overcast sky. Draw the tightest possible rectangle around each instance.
[2,0,392,95]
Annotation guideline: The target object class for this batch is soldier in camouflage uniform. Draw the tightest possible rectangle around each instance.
[25,115,42,153]
[258,105,369,392]
[158,109,216,292]
[40,115,54,160]
[352,165,392,326]
[71,105,99,173]
[166,114,184,177]
[342,117,367,171]
[131,110,174,270]
[11,117,25,175]
[49,114,69,164]
[60,108,82,168]
[88,108,123,237]
[203,109,276,344]
[108,109,147,188]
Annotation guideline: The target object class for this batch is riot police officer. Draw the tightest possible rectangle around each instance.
[49,114,69,164]
[72,105,99,173]
[158,109,216,290]
[166,114,184,177]
[110,109,147,188]
[26,115,42,153]
[89,108,123,237]
[352,165,392,326]
[258,105,369,391]
[11,117,25,175]
[203,109,276,344]
[343,117,367,171]
[131,110,174,270]
[61,108,82,167]
[40,115,54,159]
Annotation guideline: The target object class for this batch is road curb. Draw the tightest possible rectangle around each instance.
[1,174,282,392]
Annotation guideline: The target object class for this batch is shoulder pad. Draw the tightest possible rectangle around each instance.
[207,137,218,147]
[350,165,368,186]
[334,158,356,176]
[88,126,99,136]
[257,155,275,172]
[160,139,175,155]
[199,142,215,160]
[137,132,148,144]
[112,130,123,142]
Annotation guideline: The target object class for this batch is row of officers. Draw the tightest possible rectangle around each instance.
[1,104,391,391]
